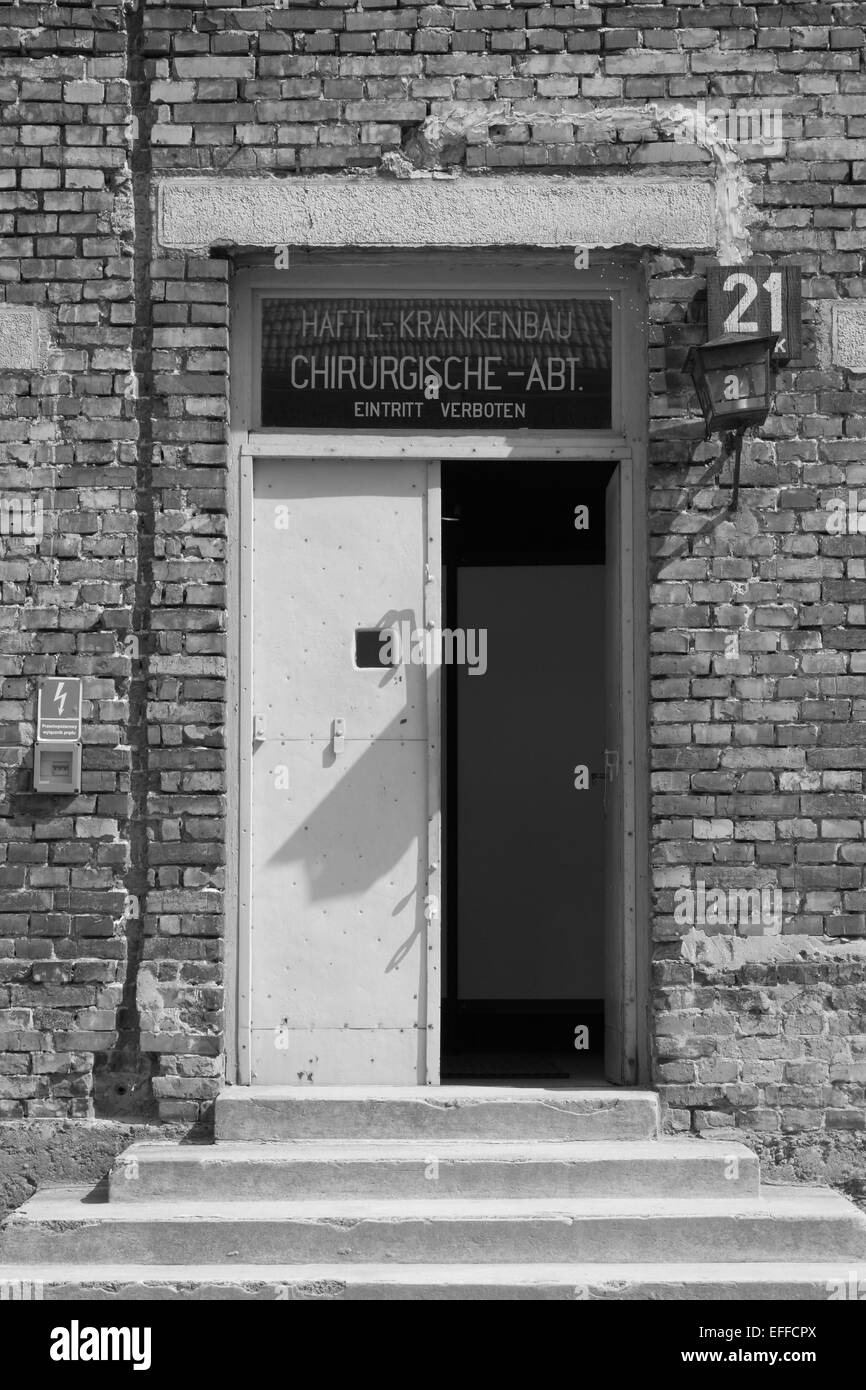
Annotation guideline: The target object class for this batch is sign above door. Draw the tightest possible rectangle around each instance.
[259,297,613,430]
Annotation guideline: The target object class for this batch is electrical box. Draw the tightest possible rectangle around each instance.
[33,742,82,794]
[33,678,83,794]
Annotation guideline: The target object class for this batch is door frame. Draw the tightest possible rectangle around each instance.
[227,252,650,1087]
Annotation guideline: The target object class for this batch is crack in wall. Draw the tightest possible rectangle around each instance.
[100,0,156,1114]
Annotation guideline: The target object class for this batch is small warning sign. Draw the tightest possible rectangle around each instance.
[37,678,83,742]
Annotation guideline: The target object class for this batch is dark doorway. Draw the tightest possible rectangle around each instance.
[440,460,615,1083]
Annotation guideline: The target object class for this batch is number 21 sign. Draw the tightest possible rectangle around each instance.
[707,264,802,363]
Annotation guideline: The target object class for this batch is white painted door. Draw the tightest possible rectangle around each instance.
[250,458,437,1084]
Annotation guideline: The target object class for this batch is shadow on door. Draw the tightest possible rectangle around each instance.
[441,460,615,1084]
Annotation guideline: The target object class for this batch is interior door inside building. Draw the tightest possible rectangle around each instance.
[441,460,623,1083]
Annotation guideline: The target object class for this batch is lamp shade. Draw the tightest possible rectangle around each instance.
[685,331,778,433]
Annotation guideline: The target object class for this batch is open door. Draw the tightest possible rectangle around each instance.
[604,464,638,1083]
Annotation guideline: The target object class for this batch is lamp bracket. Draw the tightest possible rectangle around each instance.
[725,426,748,512]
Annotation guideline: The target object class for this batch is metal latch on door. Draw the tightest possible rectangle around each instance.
[591,749,619,811]
[589,749,620,784]
[331,717,346,756]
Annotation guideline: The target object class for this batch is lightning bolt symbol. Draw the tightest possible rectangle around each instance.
[54,682,67,717]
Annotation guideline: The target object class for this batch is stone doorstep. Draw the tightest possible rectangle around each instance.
[213,1085,661,1142]
[2,1186,865,1265]
[2,1089,863,1300]
[107,1137,762,1202]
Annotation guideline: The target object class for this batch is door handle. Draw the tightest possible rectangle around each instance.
[331,717,345,756]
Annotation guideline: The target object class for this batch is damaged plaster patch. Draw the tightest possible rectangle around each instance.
[283,1279,347,1300]
[0,1120,188,1222]
[136,966,183,1039]
[389,100,755,257]
[110,188,135,236]
[379,151,437,181]
[400,104,504,172]
[0,305,48,371]
[498,102,755,260]
[832,303,866,371]
[158,175,717,252]
[681,930,866,973]
[657,104,756,262]
[136,967,164,1018]
[814,298,834,370]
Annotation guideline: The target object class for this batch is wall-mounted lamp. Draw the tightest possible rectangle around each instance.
[685,331,778,510]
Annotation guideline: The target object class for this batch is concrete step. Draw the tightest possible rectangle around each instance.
[1,1262,863,1301]
[3,1186,864,1266]
[108,1138,761,1203]
[214,1086,660,1143]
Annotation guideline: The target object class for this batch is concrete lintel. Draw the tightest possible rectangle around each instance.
[157,174,718,253]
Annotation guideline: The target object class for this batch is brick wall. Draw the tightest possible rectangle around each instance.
[647,240,866,1151]
[0,1,864,1168]
[0,2,141,1120]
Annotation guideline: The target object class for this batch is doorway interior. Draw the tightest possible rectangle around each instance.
[440,459,616,1084]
